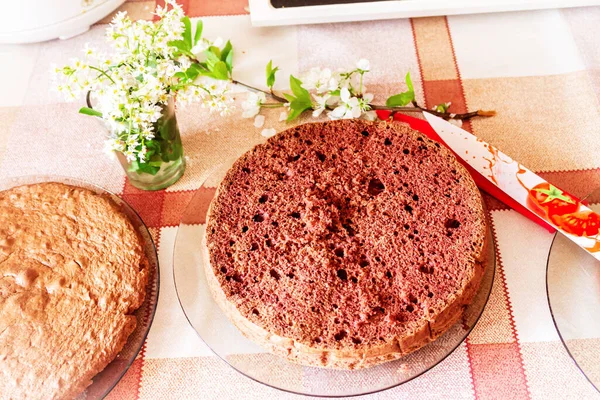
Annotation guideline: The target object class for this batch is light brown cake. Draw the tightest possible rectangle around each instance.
[0,182,149,399]
[206,120,487,369]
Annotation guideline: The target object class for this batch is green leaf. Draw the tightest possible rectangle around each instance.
[79,107,102,117]
[193,20,203,45]
[221,41,232,62]
[185,64,200,81]
[182,17,192,48]
[204,49,220,70]
[211,61,229,80]
[173,71,187,80]
[405,71,414,93]
[265,60,279,89]
[208,46,221,58]
[284,75,313,121]
[286,107,306,122]
[225,50,233,74]
[168,40,193,58]
[289,75,310,101]
[385,92,413,107]
[385,72,415,107]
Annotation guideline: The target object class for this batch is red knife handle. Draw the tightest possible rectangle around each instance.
[376,111,555,233]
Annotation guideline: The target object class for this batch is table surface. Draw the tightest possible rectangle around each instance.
[1,1,600,399]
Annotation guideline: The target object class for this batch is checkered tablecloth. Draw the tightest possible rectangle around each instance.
[1,1,600,399]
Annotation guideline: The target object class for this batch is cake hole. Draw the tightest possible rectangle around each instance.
[314,337,322,343]
[265,239,272,247]
[386,271,392,279]
[404,224,410,230]
[270,269,281,280]
[311,306,318,312]
[253,213,265,223]
[316,152,326,162]
[334,331,347,341]
[412,194,419,201]
[271,221,279,227]
[384,138,392,146]
[408,234,414,240]
[337,269,348,281]
[242,226,248,233]
[409,294,418,304]
[403,149,410,155]
[242,167,250,173]
[375,256,381,262]
[352,337,362,345]
[406,304,415,312]
[220,267,227,274]
[332,154,337,159]
[290,212,301,219]
[287,272,295,279]
[350,277,358,283]
[287,154,301,162]
[252,308,259,316]
[404,204,413,214]
[401,165,409,172]
[445,218,461,229]
[306,140,313,145]
[333,304,338,309]
[258,194,268,203]
[361,130,369,137]
[250,243,258,251]
[229,240,235,246]
[428,292,434,298]
[232,273,243,283]
[419,265,434,274]
[334,248,345,258]
[446,231,453,237]
[373,307,385,314]
[334,317,340,324]
[367,178,385,196]
[359,259,370,268]
[293,132,300,138]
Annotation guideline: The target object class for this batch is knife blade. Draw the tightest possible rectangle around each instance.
[423,112,600,260]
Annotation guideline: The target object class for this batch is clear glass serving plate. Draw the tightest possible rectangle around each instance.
[547,187,600,393]
[173,161,496,397]
[0,176,160,400]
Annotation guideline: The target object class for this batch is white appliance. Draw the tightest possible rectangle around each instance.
[249,0,600,26]
[0,0,125,44]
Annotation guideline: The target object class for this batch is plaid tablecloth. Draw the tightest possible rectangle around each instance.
[1,1,600,399]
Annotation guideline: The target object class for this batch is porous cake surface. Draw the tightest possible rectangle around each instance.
[0,182,149,399]
[206,120,487,369]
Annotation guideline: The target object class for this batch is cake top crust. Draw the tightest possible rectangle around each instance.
[207,120,486,350]
[0,182,148,400]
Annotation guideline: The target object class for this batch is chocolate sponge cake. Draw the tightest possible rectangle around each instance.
[205,119,487,369]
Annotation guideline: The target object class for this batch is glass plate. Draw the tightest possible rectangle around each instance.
[173,160,496,397]
[547,187,600,393]
[0,176,160,400]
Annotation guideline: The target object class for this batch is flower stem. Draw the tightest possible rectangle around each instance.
[89,66,116,84]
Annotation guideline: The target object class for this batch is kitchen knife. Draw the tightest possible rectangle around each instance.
[423,112,600,260]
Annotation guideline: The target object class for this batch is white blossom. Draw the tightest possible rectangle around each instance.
[241,92,266,118]
[254,114,265,128]
[356,58,370,72]
[261,128,277,138]
[54,0,232,165]
[329,87,361,120]
[279,111,288,121]
[312,93,331,117]
[302,67,333,94]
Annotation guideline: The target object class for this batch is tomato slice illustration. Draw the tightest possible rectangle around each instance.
[527,183,579,218]
[554,211,600,237]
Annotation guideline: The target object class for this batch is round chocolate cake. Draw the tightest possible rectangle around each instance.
[205,120,487,369]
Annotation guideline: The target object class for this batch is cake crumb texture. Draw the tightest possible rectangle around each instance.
[0,182,148,399]
[206,120,487,369]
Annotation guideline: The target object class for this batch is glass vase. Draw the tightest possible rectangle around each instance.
[116,100,186,191]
